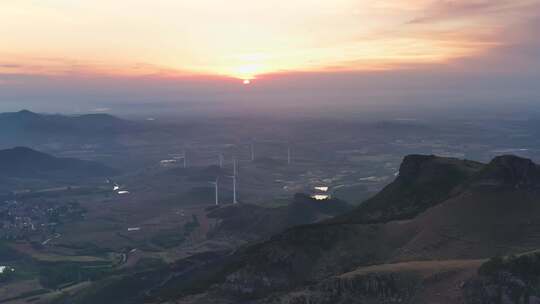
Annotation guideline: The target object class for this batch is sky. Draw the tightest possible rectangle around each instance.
[1,0,539,116]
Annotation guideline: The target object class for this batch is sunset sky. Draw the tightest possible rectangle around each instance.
[1,0,539,114]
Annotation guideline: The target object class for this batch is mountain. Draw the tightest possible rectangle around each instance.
[171,154,540,303]
[59,154,540,304]
[0,147,117,179]
[0,110,135,147]
[0,109,127,129]
[333,154,483,224]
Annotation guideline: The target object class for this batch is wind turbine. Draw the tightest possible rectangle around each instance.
[218,153,224,168]
[233,157,237,177]
[250,143,255,162]
[228,175,238,204]
[287,146,291,165]
[180,149,187,168]
[209,178,219,205]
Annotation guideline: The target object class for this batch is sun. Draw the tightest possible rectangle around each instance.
[232,63,263,83]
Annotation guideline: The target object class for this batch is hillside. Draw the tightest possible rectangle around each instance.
[0,147,117,179]
[169,154,540,303]
[207,193,353,240]
[56,154,540,304]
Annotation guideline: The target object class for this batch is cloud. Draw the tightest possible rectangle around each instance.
[447,16,540,76]
[0,56,196,79]
[408,0,538,24]
[4,0,538,79]
[91,107,111,112]
[0,64,23,69]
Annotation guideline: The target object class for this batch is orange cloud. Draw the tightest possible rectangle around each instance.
[1,0,538,80]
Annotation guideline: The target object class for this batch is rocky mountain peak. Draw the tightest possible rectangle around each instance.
[474,155,540,188]
[398,154,438,179]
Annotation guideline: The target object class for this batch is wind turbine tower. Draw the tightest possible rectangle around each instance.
[287,146,291,165]
[250,143,255,162]
[218,153,224,168]
[209,178,219,205]
[182,150,187,168]
[228,175,238,204]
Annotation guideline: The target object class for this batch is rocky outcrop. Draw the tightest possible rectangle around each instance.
[398,154,438,179]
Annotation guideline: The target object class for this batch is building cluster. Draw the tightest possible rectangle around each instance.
[0,199,85,240]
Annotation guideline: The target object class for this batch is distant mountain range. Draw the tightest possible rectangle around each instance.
[0,146,117,179]
[0,110,136,147]
[0,109,128,130]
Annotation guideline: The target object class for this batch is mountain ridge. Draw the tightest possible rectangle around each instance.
[0,109,135,147]
[0,146,117,179]
[332,154,483,224]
